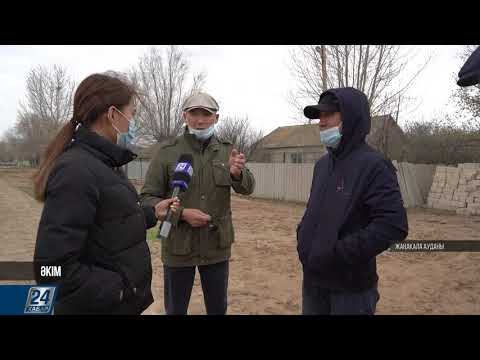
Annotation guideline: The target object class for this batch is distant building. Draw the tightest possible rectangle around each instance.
[250,123,325,163]
[250,115,408,163]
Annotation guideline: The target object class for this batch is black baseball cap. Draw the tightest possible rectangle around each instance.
[457,46,480,87]
[303,92,340,119]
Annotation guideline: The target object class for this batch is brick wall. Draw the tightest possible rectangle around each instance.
[427,163,480,215]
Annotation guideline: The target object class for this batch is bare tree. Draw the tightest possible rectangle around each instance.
[7,64,75,166]
[404,116,480,164]
[1,129,20,161]
[453,45,480,130]
[129,46,206,143]
[18,64,75,130]
[289,45,430,124]
[13,112,51,166]
[215,115,264,159]
[0,140,13,162]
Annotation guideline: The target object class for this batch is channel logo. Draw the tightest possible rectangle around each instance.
[24,286,56,314]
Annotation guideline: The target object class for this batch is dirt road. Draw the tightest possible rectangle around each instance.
[1,169,479,314]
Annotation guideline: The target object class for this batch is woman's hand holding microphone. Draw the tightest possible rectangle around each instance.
[154,197,181,221]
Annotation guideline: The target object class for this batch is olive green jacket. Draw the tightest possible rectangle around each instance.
[139,130,255,267]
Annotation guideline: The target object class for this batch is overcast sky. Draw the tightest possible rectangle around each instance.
[0,45,468,139]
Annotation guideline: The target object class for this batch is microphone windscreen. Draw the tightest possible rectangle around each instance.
[171,153,194,190]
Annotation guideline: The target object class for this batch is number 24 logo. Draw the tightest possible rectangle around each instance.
[30,289,51,305]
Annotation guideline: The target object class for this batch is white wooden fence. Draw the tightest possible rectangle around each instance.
[127,160,437,208]
[245,163,314,203]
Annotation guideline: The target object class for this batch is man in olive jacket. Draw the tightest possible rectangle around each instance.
[140,92,255,315]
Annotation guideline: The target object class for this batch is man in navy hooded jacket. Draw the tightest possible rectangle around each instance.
[457,45,480,87]
[297,87,408,315]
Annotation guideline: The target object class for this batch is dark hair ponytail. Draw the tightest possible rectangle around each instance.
[32,119,77,202]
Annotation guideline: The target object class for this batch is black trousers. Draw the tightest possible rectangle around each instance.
[163,261,229,315]
[302,272,380,315]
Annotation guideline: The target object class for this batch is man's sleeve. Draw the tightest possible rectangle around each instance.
[231,167,256,195]
[334,159,409,266]
[139,147,169,207]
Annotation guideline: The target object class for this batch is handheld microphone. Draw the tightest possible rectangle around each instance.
[159,154,194,239]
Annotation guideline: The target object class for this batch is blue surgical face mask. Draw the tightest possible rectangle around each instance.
[111,107,136,148]
[189,124,215,141]
[320,126,342,148]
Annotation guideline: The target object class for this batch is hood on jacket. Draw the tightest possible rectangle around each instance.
[319,87,371,159]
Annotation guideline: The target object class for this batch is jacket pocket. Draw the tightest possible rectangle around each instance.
[165,222,193,256]
[297,223,314,267]
[209,213,234,249]
[55,265,125,314]
[212,160,232,187]
[306,224,339,273]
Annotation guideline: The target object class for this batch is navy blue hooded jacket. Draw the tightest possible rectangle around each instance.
[457,45,480,87]
[297,87,408,292]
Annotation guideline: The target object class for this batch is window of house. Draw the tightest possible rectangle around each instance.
[290,153,303,163]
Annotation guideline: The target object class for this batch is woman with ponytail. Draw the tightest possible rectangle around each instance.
[33,72,179,314]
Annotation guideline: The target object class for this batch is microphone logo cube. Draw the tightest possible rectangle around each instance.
[175,162,193,177]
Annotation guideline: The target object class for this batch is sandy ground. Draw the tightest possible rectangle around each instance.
[1,168,480,314]
[0,169,41,262]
